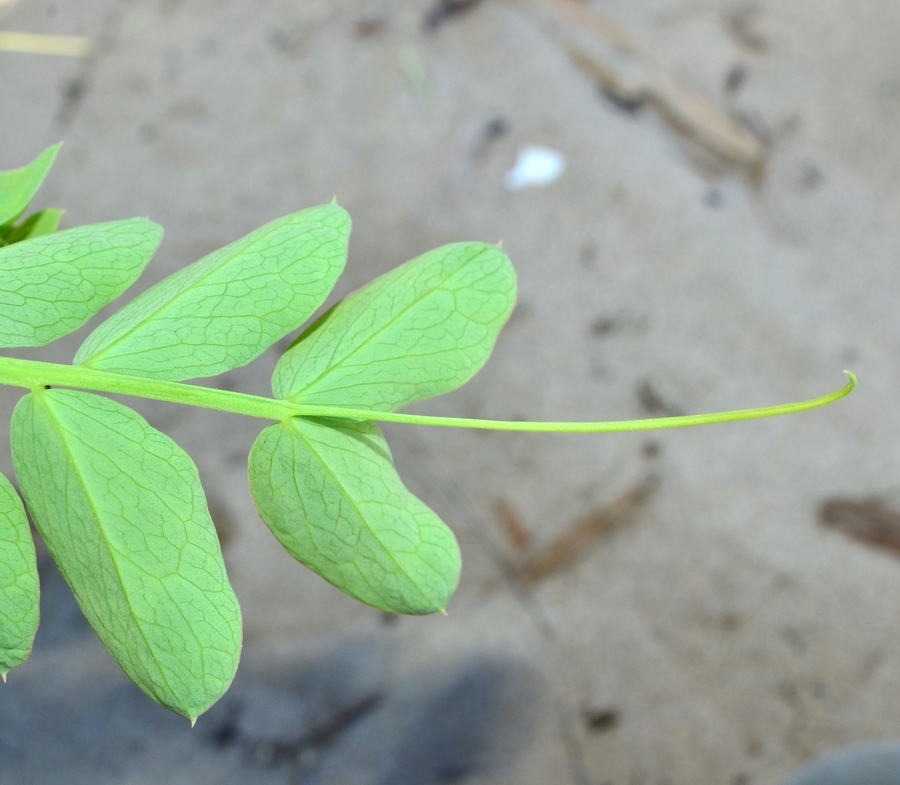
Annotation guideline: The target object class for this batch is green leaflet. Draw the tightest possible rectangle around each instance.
[0,218,162,348]
[272,242,516,411]
[2,209,64,246]
[75,204,351,381]
[249,418,460,615]
[0,471,39,679]
[0,144,60,228]
[11,390,241,721]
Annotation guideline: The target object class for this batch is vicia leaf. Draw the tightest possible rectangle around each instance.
[0,471,39,680]
[0,218,162,348]
[0,144,60,228]
[0,143,858,723]
[11,390,241,721]
[75,204,350,381]
[249,417,460,615]
[272,242,516,410]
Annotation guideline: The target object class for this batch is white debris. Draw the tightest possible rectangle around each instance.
[503,145,567,191]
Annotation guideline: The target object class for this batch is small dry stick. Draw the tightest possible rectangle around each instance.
[513,0,766,171]
[423,0,484,30]
[0,1,93,55]
[0,31,93,56]
[520,476,658,583]
[493,498,532,551]
[819,498,900,557]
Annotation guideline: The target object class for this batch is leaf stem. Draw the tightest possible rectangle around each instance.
[0,357,299,420]
[0,356,855,432]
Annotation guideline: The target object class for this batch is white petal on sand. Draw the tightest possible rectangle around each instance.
[503,145,567,191]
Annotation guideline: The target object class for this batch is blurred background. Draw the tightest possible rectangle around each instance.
[2,1,900,783]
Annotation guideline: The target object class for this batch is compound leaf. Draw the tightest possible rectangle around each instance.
[272,242,516,411]
[2,208,64,245]
[0,471,39,679]
[0,218,162,348]
[0,144,60,228]
[74,204,350,381]
[249,417,459,615]
[11,389,241,720]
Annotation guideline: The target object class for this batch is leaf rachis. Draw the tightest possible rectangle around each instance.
[0,145,855,718]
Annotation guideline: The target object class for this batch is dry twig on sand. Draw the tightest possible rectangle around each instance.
[820,498,900,557]
[513,0,766,172]
[520,476,658,583]
[0,0,93,55]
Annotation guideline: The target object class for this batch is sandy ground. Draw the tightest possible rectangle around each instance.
[2,1,900,783]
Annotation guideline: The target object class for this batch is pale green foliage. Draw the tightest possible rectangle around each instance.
[0,471,39,679]
[273,242,516,411]
[0,148,479,716]
[11,390,241,720]
[0,146,853,719]
[0,218,162,348]
[0,144,60,229]
[250,418,459,614]
[75,204,350,381]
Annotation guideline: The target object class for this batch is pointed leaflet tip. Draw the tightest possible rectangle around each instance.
[0,470,39,678]
[249,418,460,614]
[0,217,163,349]
[11,390,241,719]
[271,241,516,410]
[75,204,350,381]
[0,143,63,227]
[1,671,7,683]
